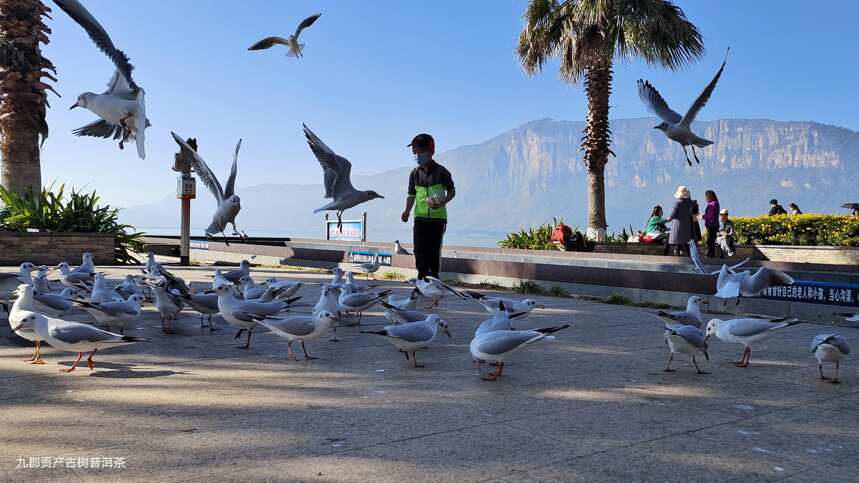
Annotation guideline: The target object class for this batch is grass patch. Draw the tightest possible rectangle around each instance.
[546,286,570,297]
[604,293,633,305]
[513,280,546,295]
[633,301,672,309]
[380,271,407,281]
[443,279,505,291]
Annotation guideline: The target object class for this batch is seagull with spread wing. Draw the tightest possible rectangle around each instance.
[249,13,321,58]
[54,0,149,159]
[637,48,729,166]
[842,203,859,216]
[303,124,384,228]
[171,133,244,240]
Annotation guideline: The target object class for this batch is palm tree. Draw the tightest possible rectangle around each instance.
[0,0,54,196]
[517,0,703,240]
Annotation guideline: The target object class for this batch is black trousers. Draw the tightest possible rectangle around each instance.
[705,225,718,258]
[413,219,446,280]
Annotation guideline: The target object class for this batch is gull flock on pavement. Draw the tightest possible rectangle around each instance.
[1,250,849,386]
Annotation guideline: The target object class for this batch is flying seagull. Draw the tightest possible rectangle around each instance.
[54,0,149,159]
[637,48,729,166]
[303,124,384,228]
[249,13,321,58]
[713,263,794,301]
[171,133,244,240]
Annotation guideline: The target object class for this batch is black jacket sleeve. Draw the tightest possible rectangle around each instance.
[407,168,417,197]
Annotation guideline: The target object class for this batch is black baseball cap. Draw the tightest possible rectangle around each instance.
[769,199,778,205]
[407,133,435,151]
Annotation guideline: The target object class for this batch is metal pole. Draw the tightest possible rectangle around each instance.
[173,139,197,266]
[362,212,367,242]
[179,175,192,265]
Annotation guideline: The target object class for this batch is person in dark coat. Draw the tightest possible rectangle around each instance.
[666,185,693,256]
[768,199,787,216]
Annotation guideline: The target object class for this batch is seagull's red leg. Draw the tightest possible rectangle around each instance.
[664,353,675,372]
[86,349,98,370]
[301,341,317,360]
[61,352,83,373]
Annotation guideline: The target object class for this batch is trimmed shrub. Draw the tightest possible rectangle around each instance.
[498,218,567,250]
[0,183,144,263]
[733,214,859,247]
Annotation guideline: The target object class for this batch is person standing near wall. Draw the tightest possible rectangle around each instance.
[702,190,720,258]
[401,133,455,280]
[666,186,693,256]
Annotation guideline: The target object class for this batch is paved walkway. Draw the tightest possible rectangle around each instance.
[1,265,857,482]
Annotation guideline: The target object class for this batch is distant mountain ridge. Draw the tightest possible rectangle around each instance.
[121,118,859,243]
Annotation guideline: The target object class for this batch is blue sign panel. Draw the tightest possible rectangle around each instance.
[327,220,364,242]
[758,280,859,307]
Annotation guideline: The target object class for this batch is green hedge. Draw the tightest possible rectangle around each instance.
[733,214,859,247]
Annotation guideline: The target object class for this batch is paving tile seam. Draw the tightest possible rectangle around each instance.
[298,409,571,459]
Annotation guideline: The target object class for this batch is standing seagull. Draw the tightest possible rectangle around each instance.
[12,313,148,373]
[705,317,801,367]
[657,296,707,328]
[661,323,709,374]
[464,290,544,318]
[54,0,149,159]
[394,240,411,255]
[810,334,850,384]
[407,276,469,306]
[304,124,384,229]
[637,48,729,166]
[352,255,381,280]
[248,13,322,58]
[253,311,337,361]
[172,133,244,239]
[470,325,570,381]
[362,314,451,368]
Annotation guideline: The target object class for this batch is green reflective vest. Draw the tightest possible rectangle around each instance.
[414,184,448,220]
[408,162,455,221]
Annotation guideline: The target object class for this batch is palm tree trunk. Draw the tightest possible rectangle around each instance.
[0,118,41,195]
[582,59,613,241]
[0,0,52,197]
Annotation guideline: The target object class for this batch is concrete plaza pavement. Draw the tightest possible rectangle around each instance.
[1,265,857,482]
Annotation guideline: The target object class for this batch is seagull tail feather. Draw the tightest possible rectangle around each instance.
[534,324,570,336]
[360,329,388,336]
[121,336,150,343]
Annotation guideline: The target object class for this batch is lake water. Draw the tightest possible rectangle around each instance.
[136,226,507,248]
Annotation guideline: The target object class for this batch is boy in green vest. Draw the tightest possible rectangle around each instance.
[401,133,455,280]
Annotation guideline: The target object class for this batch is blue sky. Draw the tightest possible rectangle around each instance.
[41,0,859,207]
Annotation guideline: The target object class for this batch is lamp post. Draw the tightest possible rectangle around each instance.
[173,138,197,266]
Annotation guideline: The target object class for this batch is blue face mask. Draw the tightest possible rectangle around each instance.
[414,152,432,166]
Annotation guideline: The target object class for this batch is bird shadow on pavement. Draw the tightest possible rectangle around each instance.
[52,360,189,378]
